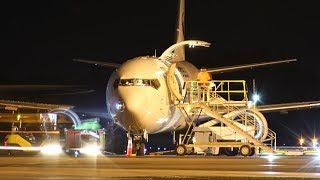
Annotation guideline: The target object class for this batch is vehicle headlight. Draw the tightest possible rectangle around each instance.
[41,144,62,155]
[80,145,101,156]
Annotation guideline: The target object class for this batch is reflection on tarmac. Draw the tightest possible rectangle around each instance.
[0,154,319,179]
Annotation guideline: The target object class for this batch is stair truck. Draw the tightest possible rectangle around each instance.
[174,80,276,156]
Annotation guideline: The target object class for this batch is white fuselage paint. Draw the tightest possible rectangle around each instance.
[106,56,199,134]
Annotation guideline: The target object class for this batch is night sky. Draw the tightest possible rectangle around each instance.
[2,1,320,146]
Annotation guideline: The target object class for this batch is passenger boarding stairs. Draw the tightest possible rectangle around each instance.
[177,80,276,153]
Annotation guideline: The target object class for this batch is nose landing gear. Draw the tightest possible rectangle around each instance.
[127,129,148,156]
[133,141,145,156]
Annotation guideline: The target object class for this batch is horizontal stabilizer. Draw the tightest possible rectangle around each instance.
[207,59,297,73]
[73,59,120,68]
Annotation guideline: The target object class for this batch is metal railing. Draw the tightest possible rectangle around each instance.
[180,80,276,151]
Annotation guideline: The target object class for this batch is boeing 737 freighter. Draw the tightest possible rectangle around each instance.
[71,0,320,155]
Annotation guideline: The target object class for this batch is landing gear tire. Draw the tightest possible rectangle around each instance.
[239,145,251,157]
[224,147,239,156]
[138,143,145,156]
[176,144,187,156]
[132,142,138,155]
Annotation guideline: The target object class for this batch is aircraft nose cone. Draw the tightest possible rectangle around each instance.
[123,96,142,116]
[118,88,148,129]
[117,86,163,133]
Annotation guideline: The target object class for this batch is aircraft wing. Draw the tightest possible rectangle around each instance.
[0,85,95,97]
[256,101,320,113]
[73,59,120,68]
[0,85,84,90]
[0,99,73,110]
[206,59,296,73]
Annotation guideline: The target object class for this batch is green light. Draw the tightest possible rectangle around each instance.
[75,121,101,130]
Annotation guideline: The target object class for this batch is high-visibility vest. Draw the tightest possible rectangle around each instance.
[197,71,212,82]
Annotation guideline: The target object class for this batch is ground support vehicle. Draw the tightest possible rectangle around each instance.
[172,80,276,156]
[64,129,106,157]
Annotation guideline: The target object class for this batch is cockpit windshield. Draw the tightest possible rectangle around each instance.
[119,79,160,89]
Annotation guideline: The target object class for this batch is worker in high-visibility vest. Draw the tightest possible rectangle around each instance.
[197,68,212,83]
[196,68,212,101]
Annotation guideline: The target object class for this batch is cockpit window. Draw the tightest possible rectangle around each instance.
[119,79,160,89]
[151,79,160,89]
[120,79,134,86]
[135,79,151,86]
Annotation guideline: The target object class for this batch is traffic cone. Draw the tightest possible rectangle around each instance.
[126,137,133,156]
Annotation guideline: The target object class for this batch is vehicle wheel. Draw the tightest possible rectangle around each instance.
[74,150,80,157]
[239,145,251,157]
[224,147,239,156]
[249,147,255,156]
[176,144,187,156]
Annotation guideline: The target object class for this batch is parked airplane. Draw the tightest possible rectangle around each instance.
[73,0,320,155]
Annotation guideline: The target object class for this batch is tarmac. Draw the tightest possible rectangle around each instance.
[0,153,319,179]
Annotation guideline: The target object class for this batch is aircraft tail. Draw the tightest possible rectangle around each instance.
[171,0,185,62]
